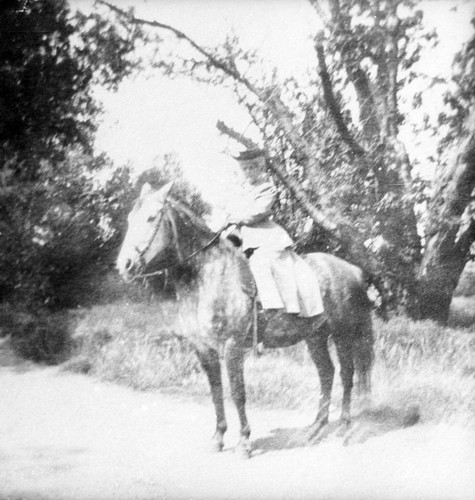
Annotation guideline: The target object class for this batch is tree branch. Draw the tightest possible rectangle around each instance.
[216,121,257,149]
[97,0,269,102]
[385,7,401,138]
[268,157,339,234]
[216,120,337,234]
[351,68,383,142]
[99,1,319,168]
[315,40,367,157]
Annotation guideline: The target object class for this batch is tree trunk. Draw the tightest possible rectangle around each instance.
[417,113,475,323]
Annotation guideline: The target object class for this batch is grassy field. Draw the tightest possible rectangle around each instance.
[59,295,475,427]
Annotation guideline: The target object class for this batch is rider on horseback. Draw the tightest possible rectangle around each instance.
[224,149,326,324]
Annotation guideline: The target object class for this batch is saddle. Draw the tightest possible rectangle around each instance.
[227,229,324,318]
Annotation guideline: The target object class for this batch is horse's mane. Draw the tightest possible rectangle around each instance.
[164,197,241,283]
[167,198,214,257]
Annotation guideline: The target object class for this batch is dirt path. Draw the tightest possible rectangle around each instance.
[1,351,474,500]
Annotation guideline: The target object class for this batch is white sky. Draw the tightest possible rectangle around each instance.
[73,0,474,206]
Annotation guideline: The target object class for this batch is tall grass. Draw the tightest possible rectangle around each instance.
[65,299,475,426]
[66,301,208,394]
[373,316,475,426]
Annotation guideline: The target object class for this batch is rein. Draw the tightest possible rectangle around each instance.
[131,197,226,281]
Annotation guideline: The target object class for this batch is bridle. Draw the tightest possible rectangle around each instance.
[131,192,226,282]
[134,194,170,270]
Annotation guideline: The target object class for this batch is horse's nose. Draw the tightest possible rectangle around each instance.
[124,258,133,271]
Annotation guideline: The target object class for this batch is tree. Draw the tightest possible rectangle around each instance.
[416,28,475,321]
[0,0,140,306]
[0,147,136,306]
[99,0,474,323]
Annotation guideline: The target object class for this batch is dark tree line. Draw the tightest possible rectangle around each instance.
[0,0,140,306]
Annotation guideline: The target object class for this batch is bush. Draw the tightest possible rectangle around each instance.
[0,304,74,363]
[65,300,204,392]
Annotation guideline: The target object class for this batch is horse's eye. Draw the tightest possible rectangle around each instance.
[147,215,156,223]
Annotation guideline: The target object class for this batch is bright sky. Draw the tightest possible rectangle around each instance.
[82,0,320,205]
[73,0,474,206]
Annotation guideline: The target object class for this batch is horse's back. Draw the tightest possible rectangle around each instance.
[303,252,371,324]
[304,252,365,285]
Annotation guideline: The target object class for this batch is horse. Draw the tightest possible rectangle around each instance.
[116,182,374,457]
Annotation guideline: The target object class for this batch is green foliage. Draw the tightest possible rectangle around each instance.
[0,0,141,307]
[0,148,135,306]
[0,303,73,363]
[137,153,211,218]
[0,0,143,178]
[442,27,475,141]
[0,0,96,170]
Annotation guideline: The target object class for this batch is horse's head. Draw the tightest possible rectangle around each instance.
[117,182,174,282]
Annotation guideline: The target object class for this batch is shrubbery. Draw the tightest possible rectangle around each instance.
[0,303,73,364]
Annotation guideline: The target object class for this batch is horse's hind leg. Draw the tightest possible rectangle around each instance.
[306,330,334,434]
[195,347,227,452]
[224,336,251,458]
[333,336,354,427]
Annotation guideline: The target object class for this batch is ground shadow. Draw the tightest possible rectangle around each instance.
[251,404,420,456]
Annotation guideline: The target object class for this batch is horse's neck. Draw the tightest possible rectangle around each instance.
[168,203,216,267]
[166,200,252,316]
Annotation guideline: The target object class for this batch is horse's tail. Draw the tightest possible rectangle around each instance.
[353,313,374,398]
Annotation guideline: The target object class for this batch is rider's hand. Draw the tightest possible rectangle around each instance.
[225,217,242,227]
[221,223,239,240]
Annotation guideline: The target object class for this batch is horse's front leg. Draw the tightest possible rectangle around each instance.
[224,336,251,458]
[195,347,227,452]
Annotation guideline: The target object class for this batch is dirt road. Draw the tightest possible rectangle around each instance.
[1,350,474,500]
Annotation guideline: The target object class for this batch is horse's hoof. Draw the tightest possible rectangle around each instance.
[234,439,251,459]
[336,419,351,438]
[403,404,420,427]
[211,433,224,452]
[211,440,224,453]
[307,418,329,441]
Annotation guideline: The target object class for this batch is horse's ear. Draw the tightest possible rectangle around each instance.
[158,181,174,199]
[140,183,153,198]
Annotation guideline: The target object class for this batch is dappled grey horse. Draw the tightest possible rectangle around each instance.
[117,182,374,457]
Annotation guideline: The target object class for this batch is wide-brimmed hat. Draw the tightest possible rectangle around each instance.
[233,149,265,161]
